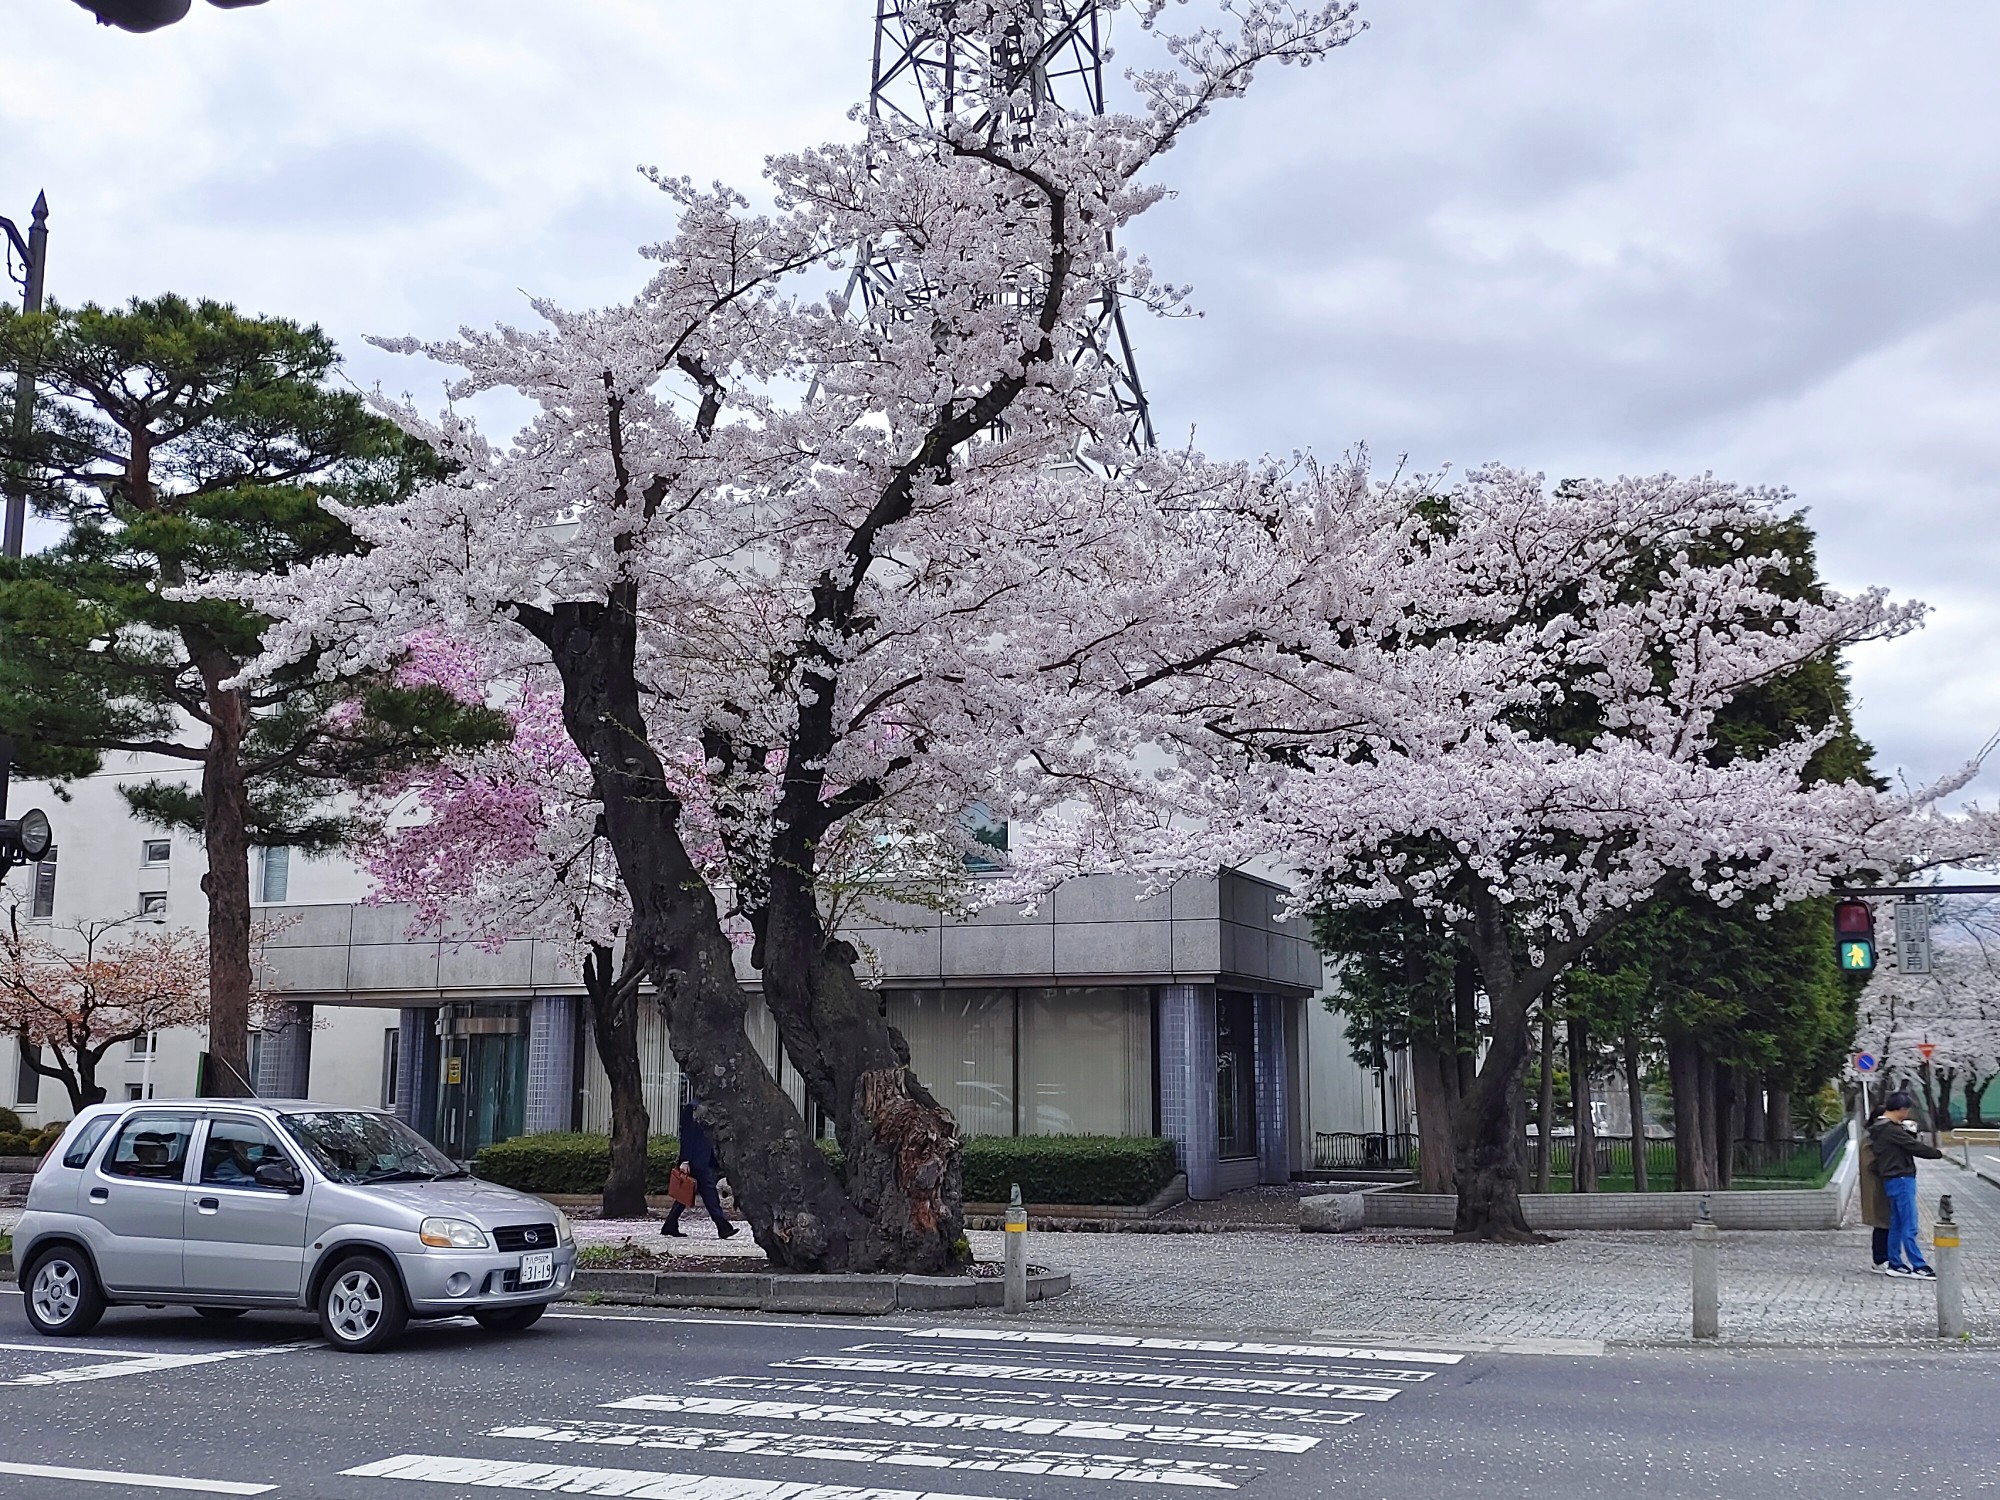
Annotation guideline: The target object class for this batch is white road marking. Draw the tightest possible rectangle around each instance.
[1307,1330,1605,1357]
[906,1328,1464,1365]
[0,1459,275,1494]
[598,1394,1320,1453]
[488,1419,1253,1488]
[779,1356,1404,1400]
[829,1348,1434,1383]
[346,1453,1001,1498]
[545,1309,914,1334]
[690,1375,1366,1426]
[0,1343,307,1388]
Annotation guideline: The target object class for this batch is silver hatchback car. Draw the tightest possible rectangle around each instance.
[13,1100,577,1353]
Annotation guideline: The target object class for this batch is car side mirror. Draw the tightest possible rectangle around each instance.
[254,1161,303,1194]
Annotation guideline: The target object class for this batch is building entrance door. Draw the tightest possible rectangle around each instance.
[1215,991,1259,1161]
[435,1007,528,1159]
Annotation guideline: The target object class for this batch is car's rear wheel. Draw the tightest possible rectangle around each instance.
[316,1255,408,1353]
[23,1248,106,1338]
[473,1303,547,1333]
[195,1306,248,1321]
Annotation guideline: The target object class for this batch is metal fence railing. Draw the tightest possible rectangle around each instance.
[1312,1132,1419,1172]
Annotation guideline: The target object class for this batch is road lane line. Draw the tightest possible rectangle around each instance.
[345,1453,1004,1498]
[831,1348,1435,1382]
[487,1419,1253,1487]
[597,1394,1321,1453]
[688,1375,1366,1426]
[777,1356,1405,1400]
[904,1328,1464,1365]
[0,1459,274,1493]
[0,1343,308,1388]
[545,1309,914,1334]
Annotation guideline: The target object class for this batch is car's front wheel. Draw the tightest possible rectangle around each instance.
[23,1247,106,1338]
[473,1303,548,1333]
[316,1255,408,1353]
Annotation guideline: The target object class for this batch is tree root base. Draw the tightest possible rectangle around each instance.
[1450,1226,1559,1245]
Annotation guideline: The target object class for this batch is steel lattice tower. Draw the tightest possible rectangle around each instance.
[857,1,1156,455]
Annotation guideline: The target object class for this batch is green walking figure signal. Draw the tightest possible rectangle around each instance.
[1834,899,1875,972]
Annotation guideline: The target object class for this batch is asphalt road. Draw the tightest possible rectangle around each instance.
[0,1290,1992,1498]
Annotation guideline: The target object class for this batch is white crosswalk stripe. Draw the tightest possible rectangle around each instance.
[345,1454,1006,1498]
[598,1394,1324,1452]
[775,1355,1409,1400]
[486,1421,1254,1488]
[684,1375,1367,1426]
[905,1329,1465,1365]
[832,1344,1439,1382]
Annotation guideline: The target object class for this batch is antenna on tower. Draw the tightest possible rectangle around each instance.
[853,1,1156,458]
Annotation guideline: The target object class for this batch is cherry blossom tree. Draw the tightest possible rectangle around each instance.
[1,906,208,1114]
[220,1,1370,1272]
[1855,899,2000,1128]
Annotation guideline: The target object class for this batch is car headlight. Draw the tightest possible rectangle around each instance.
[419,1217,490,1250]
[555,1209,574,1246]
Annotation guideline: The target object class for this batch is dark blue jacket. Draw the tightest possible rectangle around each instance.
[678,1100,716,1171]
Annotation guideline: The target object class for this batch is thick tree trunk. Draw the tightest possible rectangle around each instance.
[1569,1015,1597,1193]
[1624,1029,1649,1193]
[542,595,890,1272]
[1667,1031,1713,1191]
[583,946,650,1221]
[1533,1004,1556,1193]
[1739,1075,1766,1144]
[1918,1062,1942,1142]
[1449,894,1543,1241]
[1966,1074,1991,1129]
[1765,1084,1791,1144]
[1714,1061,1736,1190]
[1409,1036,1461,1194]
[196,669,253,1099]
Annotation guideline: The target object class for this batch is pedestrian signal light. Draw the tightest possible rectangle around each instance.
[1834,899,1875,972]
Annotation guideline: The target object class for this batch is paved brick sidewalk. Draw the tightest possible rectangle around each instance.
[984,1157,1998,1348]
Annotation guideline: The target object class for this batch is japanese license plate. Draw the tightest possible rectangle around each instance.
[519,1251,554,1286]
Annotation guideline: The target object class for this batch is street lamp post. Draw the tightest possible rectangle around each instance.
[2,190,49,561]
[0,736,56,885]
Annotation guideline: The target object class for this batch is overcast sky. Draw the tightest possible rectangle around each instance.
[7,0,1999,799]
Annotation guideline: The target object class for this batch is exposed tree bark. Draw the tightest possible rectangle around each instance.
[1409,1035,1461,1195]
[1966,1074,1991,1129]
[1534,1004,1556,1194]
[1667,1031,1713,1191]
[16,1034,110,1115]
[1569,1014,1597,1193]
[194,660,253,1099]
[1765,1083,1791,1144]
[1623,1029,1649,1193]
[582,943,650,1220]
[1739,1075,1766,1144]
[1917,1061,1942,1143]
[1714,1062,1737,1190]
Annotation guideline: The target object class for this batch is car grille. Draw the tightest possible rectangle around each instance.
[492,1223,558,1253]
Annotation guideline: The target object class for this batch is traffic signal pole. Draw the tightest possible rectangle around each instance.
[2,191,49,560]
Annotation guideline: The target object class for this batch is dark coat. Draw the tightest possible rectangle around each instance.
[1868,1117,1943,1181]
[678,1100,717,1172]
[1857,1123,1891,1229]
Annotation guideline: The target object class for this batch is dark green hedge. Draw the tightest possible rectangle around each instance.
[472,1132,683,1195]
[963,1135,1179,1206]
[473,1130,1178,1207]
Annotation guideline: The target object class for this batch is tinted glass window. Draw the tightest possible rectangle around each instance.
[102,1114,198,1181]
[60,1115,115,1169]
[279,1111,459,1185]
[201,1117,291,1189]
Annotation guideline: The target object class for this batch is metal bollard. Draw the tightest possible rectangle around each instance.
[1003,1182,1028,1315]
[1935,1194,1964,1339]
[1691,1195,1719,1341]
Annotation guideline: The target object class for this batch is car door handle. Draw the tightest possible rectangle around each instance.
[88,1187,108,1203]
[196,1197,220,1214]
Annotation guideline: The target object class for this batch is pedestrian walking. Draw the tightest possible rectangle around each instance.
[1857,1104,1892,1273]
[662,1095,737,1239]
[1867,1091,1943,1278]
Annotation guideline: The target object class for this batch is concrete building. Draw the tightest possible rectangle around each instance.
[8,752,1388,1196]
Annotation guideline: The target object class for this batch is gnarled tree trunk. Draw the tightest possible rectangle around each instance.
[583,944,650,1220]
[196,661,253,1099]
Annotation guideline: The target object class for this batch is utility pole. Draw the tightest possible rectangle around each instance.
[2,190,50,560]
[858,2,1156,458]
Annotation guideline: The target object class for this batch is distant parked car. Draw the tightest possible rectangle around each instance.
[14,1100,576,1353]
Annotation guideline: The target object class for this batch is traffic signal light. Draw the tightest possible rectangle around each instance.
[1834,898,1875,972]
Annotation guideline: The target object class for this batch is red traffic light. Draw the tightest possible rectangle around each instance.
[1834,899,1875,936]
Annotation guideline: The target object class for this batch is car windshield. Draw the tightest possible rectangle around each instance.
[278,1111,463,1185]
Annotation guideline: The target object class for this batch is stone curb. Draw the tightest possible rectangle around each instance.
[963,1173,1190,1224]
[564,1266,1071,1314]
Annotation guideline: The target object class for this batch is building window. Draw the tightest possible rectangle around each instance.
[142,839,172,867]
[381,1028,400,1111]
[257,845,291,904]
[14,1045,41,1107]
[884,989,1017,1136]
[126,1083,153,1101]
[139,892,168,918]
[247,1030,266,1092]
[1021,986,1153,1138]
[29,857,56,921]
[130,1031,159,1060]
[1215,991,1259,1161]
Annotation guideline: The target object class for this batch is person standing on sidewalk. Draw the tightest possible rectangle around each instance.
[1857,1104,1892,1272]
[1868,1091,1943,1278]
[662,1095,737,1239]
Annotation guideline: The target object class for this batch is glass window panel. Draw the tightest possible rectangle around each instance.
[201,1116,292,1188]
[1216,991,1258,1160]
[884,988,1016,1137]
[579,1001,681,1138]
[103,1112,198,1180]
[30,857,56,920]
[1021,987,1152,1137]
[259,846,291,904]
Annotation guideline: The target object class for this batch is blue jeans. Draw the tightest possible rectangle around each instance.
[1885,1175,1928,1271]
